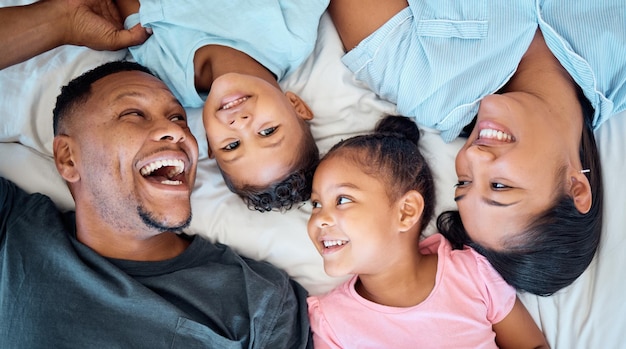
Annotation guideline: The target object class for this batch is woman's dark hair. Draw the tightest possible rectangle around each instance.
[53,61,154,135]
[220,123,319,212]
[322,115,436,233]
[438,91,603,296]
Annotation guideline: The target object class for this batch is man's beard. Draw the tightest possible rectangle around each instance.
[137,205,192,233]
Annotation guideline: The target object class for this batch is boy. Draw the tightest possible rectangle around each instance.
[117,0,328,211]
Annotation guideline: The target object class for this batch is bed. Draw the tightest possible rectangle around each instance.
[1,2,625,348]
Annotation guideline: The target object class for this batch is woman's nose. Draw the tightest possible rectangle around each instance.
[464,144,496,163]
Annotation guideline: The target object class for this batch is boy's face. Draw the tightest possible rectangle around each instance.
[203,73,312,188]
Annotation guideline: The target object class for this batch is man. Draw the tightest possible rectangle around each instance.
[1,60,311,348]
[0,1,312,343]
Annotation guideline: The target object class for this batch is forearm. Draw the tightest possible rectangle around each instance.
[0,1,68,70]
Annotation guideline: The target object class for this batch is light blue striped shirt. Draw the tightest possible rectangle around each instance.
[344,0,626,142]
[125,0,329,108]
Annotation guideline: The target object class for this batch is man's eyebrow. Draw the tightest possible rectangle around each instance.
[113,91,183,107]
[112,91,146,101]
[454,194,519,207]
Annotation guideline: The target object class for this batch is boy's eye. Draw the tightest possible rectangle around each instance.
[336,196,352,205]
[259,126,277,136]
[222,140,240,151]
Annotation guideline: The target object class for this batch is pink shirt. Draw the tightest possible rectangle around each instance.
[307,234,516,349]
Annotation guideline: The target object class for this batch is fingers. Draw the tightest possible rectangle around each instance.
[122,23,151,47]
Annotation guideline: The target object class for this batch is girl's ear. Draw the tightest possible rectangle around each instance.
[206,138,215,159]
[570,171,592,214]
[397,190,425,232]
[285,91,314,120]
[53,135,80,183]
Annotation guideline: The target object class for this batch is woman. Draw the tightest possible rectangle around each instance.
[328,0,625,295]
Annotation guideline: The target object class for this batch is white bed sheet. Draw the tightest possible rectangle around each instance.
[1,2,624,347]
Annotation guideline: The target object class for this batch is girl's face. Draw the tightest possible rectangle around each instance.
[307,154,405,277]
[454,92,584,249]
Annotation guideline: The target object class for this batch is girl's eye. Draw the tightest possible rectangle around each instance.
[454,180,471,188]
[223,140,240,151]
[310,200,321,209]
[336,196,352,205]
[491,182,511,190]
[259,126,277,136]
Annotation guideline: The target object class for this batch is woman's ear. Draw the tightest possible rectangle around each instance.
[570,172,592,214]
[285,91,314,120]
[53,135,80,183]
[397,190,425,232]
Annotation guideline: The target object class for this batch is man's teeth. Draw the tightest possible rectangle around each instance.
[323,240,348,248]
[140,159,185,180]
[220,96,249,110]
[479,128,513,142]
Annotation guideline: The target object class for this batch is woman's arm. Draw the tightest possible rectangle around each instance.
[328,0,408,51]
[0,0,149,70]
[493,297,550,349]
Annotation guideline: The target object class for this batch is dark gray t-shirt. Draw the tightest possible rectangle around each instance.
[0,178,311,348]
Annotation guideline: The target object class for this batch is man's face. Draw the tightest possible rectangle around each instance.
[59,71,199,235]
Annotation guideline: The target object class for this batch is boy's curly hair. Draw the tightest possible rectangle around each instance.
[219,126,319,212]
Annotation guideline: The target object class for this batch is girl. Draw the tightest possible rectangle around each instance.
[307,115,548,348]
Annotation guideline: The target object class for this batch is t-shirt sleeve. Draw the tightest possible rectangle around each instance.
[0,178,18,242]
[307,296,343,349]
[472,249,517,324]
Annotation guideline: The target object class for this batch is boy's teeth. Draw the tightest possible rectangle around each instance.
[323,240,348,248]
[220,96,249,110]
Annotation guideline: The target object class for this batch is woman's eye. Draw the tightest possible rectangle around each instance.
[491,182,511,190]
[336,196,352,205]
[223,140,240,151]
[259,126,277,136]
[454,180,471,188]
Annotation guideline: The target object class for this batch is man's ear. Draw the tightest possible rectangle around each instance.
[570,171,592,214]
[285,91,314,121]
[53,135,80,183]
[397,190,425,232]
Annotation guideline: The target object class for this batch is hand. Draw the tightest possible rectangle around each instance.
[63,0,150,51]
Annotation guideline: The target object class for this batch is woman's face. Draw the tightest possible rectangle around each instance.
[454,92,582,249]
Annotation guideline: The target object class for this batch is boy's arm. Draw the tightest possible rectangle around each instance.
[0,0,148,70]
[493,297,550,349]
[328,0,408,51]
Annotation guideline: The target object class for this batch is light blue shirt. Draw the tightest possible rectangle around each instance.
[344,0,626,142]
[126,0,329,108]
